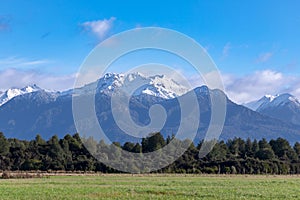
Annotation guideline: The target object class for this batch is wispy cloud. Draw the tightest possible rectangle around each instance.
[40,31,51,39]
[0,56,50,68]
[256,52,273,63]
[81,17,116,39]
[222,42,231,58]
[203,44,213,54]
[0,15,10,31]
[0,68,76,91]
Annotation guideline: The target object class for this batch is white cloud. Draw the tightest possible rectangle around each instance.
[81,17,116,39]
[188,69,300,104]
[0,56,50,68]
[223,70,300,104]
[256,52,273,63]
[0,68,76,91]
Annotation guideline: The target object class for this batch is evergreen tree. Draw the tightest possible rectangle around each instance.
[270,138,297,161]
[245,138,253,157]
[142,132,166,153]
[0,132,9,156]
[256,139,275,160]
[294,142,300,159]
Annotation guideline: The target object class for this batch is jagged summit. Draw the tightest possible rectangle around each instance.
[73,72,191,99]
[0,73,193,106]
[245,93,300,111]
[244,93,300,126]
[0,84,42,106]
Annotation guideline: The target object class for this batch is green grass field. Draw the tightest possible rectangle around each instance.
[0,174,300,199]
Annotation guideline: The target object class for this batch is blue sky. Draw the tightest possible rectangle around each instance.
[0,0,300,103]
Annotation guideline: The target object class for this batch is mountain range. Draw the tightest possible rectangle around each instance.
[0,72,300,144]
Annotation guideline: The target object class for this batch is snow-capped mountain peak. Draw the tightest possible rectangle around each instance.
[74,72,190,99]
[244,95,273,111]
[265,93,300,108]
[244,93,300,111]
[0,84,42,106]
[244,93,300,126]
[122,72,189,99]
[264,94,278,102]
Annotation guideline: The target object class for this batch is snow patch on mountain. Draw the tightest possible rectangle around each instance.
[259,93,300,109]
[244,93,300,111]
[1,72,191,107]
[0,84,42,106]
[73,72,190,99]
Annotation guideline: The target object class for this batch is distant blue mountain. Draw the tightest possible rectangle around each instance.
[1,73,300,144]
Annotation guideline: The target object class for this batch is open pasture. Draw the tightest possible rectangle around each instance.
[0,174,300,199]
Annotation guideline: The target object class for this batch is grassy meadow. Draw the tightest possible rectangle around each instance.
[0,174,300,199]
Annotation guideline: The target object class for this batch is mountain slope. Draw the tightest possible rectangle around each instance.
[69,72,190,99]
[0,84,42,106]
[244,95,278,111]
[1,89,300,143]
[0,73,300,143]
[245,93,300,126]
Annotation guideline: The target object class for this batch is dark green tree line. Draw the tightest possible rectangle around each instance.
[1,131,300,174]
